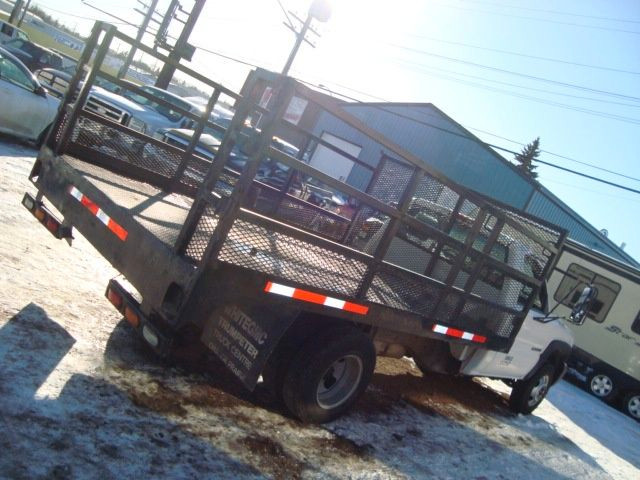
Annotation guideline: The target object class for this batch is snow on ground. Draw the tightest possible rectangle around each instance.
[1,138,639,479]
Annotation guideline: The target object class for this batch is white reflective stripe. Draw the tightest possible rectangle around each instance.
[268,283,296,297]
[433,324,448,335]
[96,209,110,226]
[69,186,82,201]
[324,297,345,309]
[461,332,474,341]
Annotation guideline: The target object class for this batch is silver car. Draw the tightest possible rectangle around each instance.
[0,47,59,144]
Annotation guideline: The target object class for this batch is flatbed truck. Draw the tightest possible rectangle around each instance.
[23,23,590,422]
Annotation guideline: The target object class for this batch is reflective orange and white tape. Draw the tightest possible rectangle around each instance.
[69,185,128,241]
[265,281,369,315]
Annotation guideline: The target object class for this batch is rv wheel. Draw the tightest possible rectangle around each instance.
[509,364,555,414]
[623,392,640,421]
[587,371,617,401]
[282,326,375,423]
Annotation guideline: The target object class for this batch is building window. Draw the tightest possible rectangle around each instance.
[553,263,620,323]
[632,311,640,335]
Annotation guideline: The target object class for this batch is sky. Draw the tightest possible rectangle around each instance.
[11,0,640,263]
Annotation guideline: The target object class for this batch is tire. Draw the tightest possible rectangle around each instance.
[281,326,375,423]
[509,364,555,414]
[622,392,640,421]
[587,371,617,401]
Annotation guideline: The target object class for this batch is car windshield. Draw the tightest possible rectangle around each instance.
[122,85,189,122]
[5,39,31,52]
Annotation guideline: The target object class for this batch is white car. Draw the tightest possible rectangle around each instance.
[0,47,59,145]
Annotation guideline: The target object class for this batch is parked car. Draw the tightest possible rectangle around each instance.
[0,47,59,144]
[83,84,205,137]
[0,20,29,44]
[2,39,63,72]
[35,63,124,100]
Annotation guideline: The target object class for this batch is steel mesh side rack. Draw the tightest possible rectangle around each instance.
[33,22,567,353]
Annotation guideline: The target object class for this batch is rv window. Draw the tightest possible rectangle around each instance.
[553,263,621,323]
[632,311,640,335]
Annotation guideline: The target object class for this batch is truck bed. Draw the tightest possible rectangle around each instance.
[59,155,418,319]
[63,155,193,248]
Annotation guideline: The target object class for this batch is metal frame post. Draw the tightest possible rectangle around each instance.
[53,23,117,155]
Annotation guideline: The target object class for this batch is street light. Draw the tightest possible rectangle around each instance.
[281,0,332,76]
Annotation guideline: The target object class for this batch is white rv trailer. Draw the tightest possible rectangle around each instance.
[547,239,640,421]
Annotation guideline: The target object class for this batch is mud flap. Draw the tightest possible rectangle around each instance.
[200,304,295,390]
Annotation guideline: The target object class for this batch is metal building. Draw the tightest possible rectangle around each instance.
[300,100,637,267]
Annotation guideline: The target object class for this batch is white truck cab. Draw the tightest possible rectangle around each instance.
[367,198,578,414]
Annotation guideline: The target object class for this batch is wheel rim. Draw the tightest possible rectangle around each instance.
[590,374,614,397]
[528,374,550,407]
[627,395,640,419]
[316,355,363,410]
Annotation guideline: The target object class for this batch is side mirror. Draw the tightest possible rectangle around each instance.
[569,285,598,325]
[34,85,47,97]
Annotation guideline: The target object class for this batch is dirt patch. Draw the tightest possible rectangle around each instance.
[127,382,188,416]
[181,383,250,410]
[370,357,512,420]
[312,435,373,458]
[236,434,307,480]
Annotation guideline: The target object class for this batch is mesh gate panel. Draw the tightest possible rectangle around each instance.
[185,204,220,262]
[70,116,179,178]
[367,270,441,316]
[218,219,367,297]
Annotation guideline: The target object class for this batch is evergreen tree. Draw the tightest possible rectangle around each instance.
[514,137,540,180]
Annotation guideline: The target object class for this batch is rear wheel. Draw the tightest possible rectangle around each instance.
[587,371,617,401]
[282,326,375,423]
[623,392,640,421]
[509,364,555,414]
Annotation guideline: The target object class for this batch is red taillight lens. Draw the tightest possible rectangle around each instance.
[45,217,59,234]
[107,288,123,310]
[124,306,139,328]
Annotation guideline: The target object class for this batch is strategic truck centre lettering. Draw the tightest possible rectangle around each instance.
[22,21,597,423]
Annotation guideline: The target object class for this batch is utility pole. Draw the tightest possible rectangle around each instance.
[281,0,331,76]
[8,0,24,24]
[117,0,160,79]
[16,0,32,27]
[155,0,206,89]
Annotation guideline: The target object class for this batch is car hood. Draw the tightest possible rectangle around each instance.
[163,128,221,152]
[89,86,153,115]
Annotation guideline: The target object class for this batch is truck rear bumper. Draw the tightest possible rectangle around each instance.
[31,148,197,326]
[105,278,173,356]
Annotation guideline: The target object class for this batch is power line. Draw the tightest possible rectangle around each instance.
[295,78,640,195]
[32,2,130,26]
[432,0,640,35]
[385,54,640,108]
[382,58,640,126]
[465,127,640,183]
[193,44,264,69]
[329,78,640,184]
[393,33,640,76]
[391,44,640,103]
[539,177,640,205]
[274,0,294,28]
[183,45,640,187]
[456,0,640,24]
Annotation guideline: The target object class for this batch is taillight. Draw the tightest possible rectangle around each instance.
[23,193,72,240]
[34,207,46,221]
[124,306,140,328]
[106,288,123,310]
